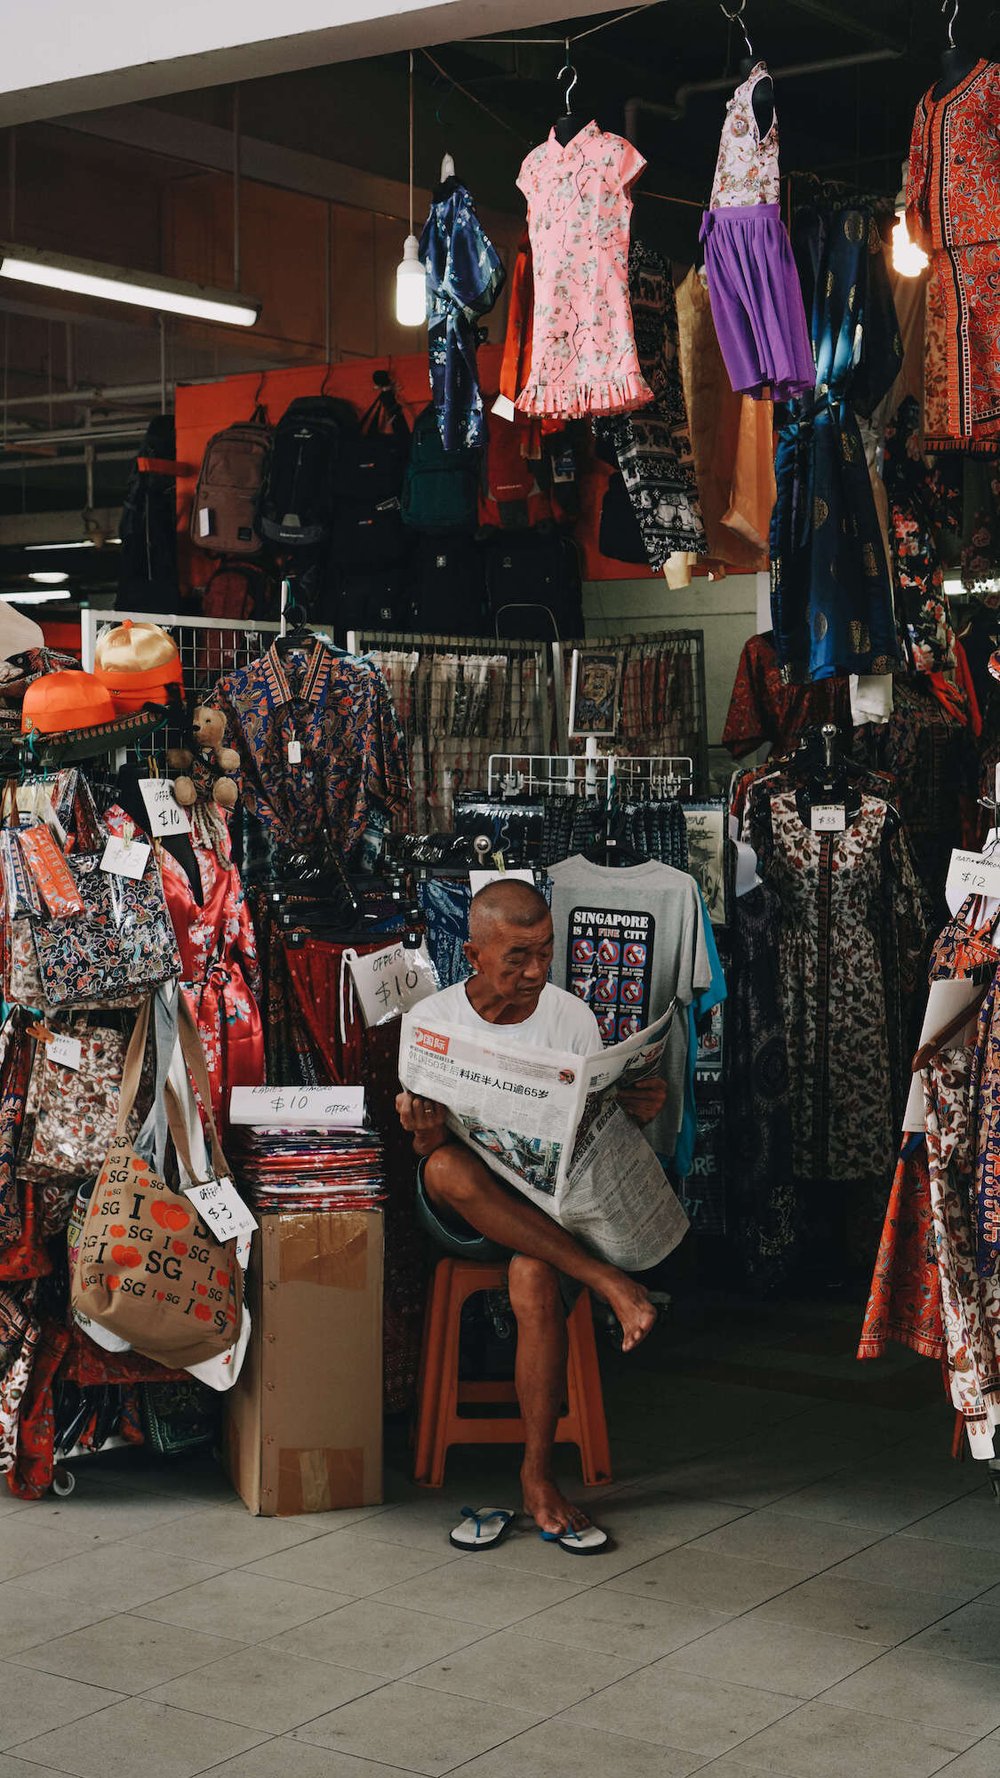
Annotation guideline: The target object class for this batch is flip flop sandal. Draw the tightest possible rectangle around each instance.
[539,1522,610,1554]
[449,1506,516,1551]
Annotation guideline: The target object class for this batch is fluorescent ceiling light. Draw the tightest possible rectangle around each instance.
[28,570,68,584]
[6,588,70,603]
[25,539,95,551]
[0,245,260,328]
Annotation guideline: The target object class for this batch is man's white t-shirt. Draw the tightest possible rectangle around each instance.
[426,980,604,1057]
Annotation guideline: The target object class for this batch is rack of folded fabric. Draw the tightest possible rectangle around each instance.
[349,631,552,830]
[233,1126,387,1213]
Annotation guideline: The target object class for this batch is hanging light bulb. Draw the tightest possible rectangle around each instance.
[892,161,928,279]
[395,53,426,327]
[396,234,426,327]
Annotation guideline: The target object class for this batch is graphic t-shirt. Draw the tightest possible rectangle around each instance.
[547,856,713,1154]
[425,980,604,1057]
[672,889,727,1181]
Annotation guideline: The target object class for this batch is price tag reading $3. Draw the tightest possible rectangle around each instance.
[183,1176,257,1243]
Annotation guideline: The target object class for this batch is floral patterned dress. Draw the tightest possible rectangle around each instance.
[906,60,1000,452]
[515,122,653,419]
[752,789,925,1189]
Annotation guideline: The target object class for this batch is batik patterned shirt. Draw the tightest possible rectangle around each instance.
[209,640,409,863]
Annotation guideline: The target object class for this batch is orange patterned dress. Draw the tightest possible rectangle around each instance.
[906,60,1000,452]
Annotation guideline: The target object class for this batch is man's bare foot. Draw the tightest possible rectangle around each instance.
[594,1270,657,1353]
[521,1466,591,1535]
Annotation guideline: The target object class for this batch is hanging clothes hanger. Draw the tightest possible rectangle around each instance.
[553,45,587,146]
[935,0,979,97]
[719,0,774,136]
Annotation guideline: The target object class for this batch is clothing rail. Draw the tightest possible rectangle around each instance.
[347,629,549,655]
[488,748,694,800]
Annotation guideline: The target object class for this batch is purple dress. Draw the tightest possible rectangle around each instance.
[700,63,814,402]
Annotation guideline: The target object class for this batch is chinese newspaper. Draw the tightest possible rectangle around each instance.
[398,1003,688,1270]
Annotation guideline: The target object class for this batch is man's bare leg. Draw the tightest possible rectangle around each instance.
[423,1143,656,1352]
[507,1255,590,1534]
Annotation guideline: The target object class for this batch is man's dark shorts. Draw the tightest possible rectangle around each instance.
[415,1156,583,1313]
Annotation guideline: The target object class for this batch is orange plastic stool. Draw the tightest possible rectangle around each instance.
[413,1258,612,1489]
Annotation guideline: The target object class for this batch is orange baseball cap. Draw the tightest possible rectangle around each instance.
[22,670,116,735]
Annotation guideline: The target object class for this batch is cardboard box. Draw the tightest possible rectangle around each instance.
[225,1209,383,1515]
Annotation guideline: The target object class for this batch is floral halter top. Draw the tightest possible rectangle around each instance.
[710,62,780,208]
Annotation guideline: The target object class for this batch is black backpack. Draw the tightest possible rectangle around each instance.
[482,528,584,640]
[331,386,411,570]
[411,536,488,635]
[401,405,481,535]
[117,414,178,611]
[334,568,412,642]
[258,395,358,549]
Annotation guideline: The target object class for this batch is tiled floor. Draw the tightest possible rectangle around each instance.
[1,1298,999,1777]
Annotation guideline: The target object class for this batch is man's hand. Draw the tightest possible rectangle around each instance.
[395,1090,450,1158]
[616,1076,668,1127]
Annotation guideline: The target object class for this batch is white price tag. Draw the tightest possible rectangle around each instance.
[287,739,302,764]
[810,804,846,833]
[100,836,151,880]
[139,778,191,837]
[946,847,1000,902]
[229,1084,366,1128]
[346,940,438,1027]
[469,867,536,896]
[198,506,211,538]
[48,1034,82,1071]
[184,1175,257,1243]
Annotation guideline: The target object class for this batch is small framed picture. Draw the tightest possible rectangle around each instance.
[683,802,728,926]
[569,649,622,737]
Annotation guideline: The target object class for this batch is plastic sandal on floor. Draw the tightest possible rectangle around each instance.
[539,1521,610,1554]
[448,1505,516,1550]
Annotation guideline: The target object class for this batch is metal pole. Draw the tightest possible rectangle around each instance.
[7,127,14,238]
[233,84,241,291]
[324,202,332,363]
[159,315,167,414]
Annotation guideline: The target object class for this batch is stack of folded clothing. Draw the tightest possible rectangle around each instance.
[233,1126,387,1213]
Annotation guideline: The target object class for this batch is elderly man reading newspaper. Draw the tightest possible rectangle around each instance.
[396,878,688,1555]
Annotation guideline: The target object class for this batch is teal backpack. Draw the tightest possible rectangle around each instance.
[401,405,481,534]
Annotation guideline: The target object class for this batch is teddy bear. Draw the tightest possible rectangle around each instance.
[167,705,240,812]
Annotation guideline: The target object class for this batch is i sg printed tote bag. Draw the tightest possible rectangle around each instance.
[71,993,243,1370]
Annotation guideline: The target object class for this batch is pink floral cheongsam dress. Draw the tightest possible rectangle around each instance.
[515,121,654,420]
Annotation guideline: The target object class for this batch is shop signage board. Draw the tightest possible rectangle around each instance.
[229,1085,366,1127]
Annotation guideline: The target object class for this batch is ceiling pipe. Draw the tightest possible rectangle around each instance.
[0,450,134,473]
[625,47,904,139]
[0,422,146,448]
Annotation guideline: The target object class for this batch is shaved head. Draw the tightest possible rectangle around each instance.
[468,879,550,943]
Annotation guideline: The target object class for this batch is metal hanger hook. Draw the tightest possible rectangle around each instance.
[941,0,959,48]
[719,0,755,59]
[557,42,579,113]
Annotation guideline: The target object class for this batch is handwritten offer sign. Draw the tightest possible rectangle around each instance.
[346,941,438,1028]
